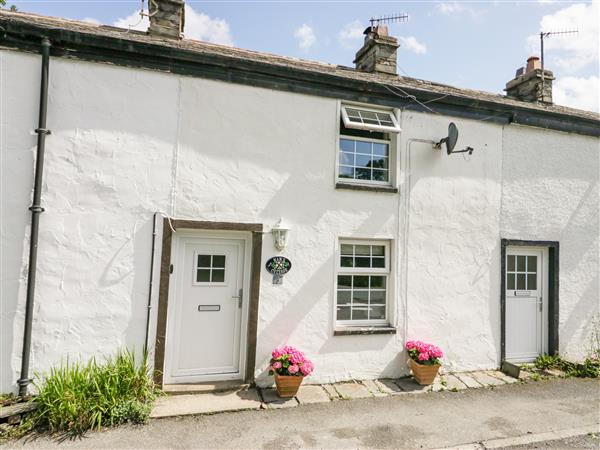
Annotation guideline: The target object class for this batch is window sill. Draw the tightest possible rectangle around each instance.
[335,182,398,194]
[334,326,397,336]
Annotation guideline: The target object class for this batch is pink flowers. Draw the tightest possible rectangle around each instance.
[269,345,314,377]
[406,340,443,366]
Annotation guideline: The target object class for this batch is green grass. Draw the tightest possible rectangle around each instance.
[31,350,159,436]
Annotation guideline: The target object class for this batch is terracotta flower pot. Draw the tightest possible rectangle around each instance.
[410,358,441,385]
[274,372,304,398]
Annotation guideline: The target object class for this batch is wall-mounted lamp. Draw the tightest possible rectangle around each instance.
[271,218,290,252]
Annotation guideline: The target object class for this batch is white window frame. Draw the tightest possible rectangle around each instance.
[335,239,391,327]
[341,105,401,134]
[336,102,399,188]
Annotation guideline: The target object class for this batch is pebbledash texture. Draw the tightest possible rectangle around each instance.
[0,4,598,394]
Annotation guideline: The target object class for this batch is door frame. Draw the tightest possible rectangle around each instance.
[500,239,559,363]
[154,219,263,387]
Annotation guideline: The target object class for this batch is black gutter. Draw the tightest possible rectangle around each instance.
[17,37,51,397]
[1,19,598,137]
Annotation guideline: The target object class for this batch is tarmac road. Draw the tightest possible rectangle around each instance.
[4,377,599,449]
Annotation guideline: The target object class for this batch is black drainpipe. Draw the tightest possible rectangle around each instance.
[143,212,159,355]
[18,37,52,397]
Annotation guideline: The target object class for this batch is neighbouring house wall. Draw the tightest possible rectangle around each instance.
[1,48,597,392]
[501,126,600,361]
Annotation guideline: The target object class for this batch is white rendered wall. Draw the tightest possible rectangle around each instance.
[1,49,598,392]
[501,126,599,361]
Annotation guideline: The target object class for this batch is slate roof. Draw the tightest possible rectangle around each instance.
[1,9,599,123]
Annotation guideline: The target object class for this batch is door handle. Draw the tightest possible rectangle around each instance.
[232,288,243,308]
[538,297,543,312]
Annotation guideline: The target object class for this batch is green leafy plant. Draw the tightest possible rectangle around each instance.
[32,350,159,436]
[534,354,562,370]
[534,354,598,378]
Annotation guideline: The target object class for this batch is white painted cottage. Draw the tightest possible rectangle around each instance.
[1,4,598,394]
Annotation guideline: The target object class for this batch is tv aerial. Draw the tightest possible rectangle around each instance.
[434,123,474,156]
[539,30,578,94]
[368,13,409,31]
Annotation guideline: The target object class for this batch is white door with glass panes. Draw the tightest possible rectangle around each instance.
[505,247,547,362]
[164,234,248,384]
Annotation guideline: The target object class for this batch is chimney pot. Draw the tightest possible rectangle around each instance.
[505,56,554,104]
[526,56,541,73]
[354,25,399,76]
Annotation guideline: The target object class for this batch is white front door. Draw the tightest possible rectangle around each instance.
[505,247,547,362]
[164,232,249,384]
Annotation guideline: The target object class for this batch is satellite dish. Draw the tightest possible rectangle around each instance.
[445,123,459,155]
[435,122,459,154]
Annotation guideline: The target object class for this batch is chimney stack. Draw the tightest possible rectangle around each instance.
[354,25,399,76]
[148,0,185,39]
[505,56,554,104]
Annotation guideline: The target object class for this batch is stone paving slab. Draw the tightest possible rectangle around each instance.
[260,388,299,409]
[455,373,484,389]
[394,377,431,393]
[151,388,261,418]
[375,378,404,394]
[361,379,388,397]
[488,370,518,384]
[295,385,331,404]
[322,384,341,400]
[542,368,566,377]
[334,382,373,399]
[444,374,468,391]
[470,371,505,387]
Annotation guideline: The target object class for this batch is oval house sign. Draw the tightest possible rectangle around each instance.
[265,256,292,275]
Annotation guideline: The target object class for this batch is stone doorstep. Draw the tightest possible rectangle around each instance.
[150,388,262,418]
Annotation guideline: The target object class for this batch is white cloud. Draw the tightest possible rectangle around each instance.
[185,6,232,45]
[527,3,598,73]
[436,2,485,20]
[553,75,599,112]
[113,6,233,46]
[113,10,148,30]
[338,20,364,49]
[398,36,427,55]
[294,24,316,51]
[82,17,101,25]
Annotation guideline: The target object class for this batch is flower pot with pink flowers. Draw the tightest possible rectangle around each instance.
[405,340,444,385]
[268,345,314,398]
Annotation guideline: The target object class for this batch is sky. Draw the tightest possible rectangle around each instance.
[8,0,600,112]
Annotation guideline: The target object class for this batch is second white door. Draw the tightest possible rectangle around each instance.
[505,247,547,362]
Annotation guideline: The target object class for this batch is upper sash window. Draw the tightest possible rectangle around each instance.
[341,105,401,134]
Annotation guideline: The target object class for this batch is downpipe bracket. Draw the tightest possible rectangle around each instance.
[28,205,45,213]
[34,128,51,135]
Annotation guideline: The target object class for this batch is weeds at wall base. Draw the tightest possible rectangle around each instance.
[1,350,160,440]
